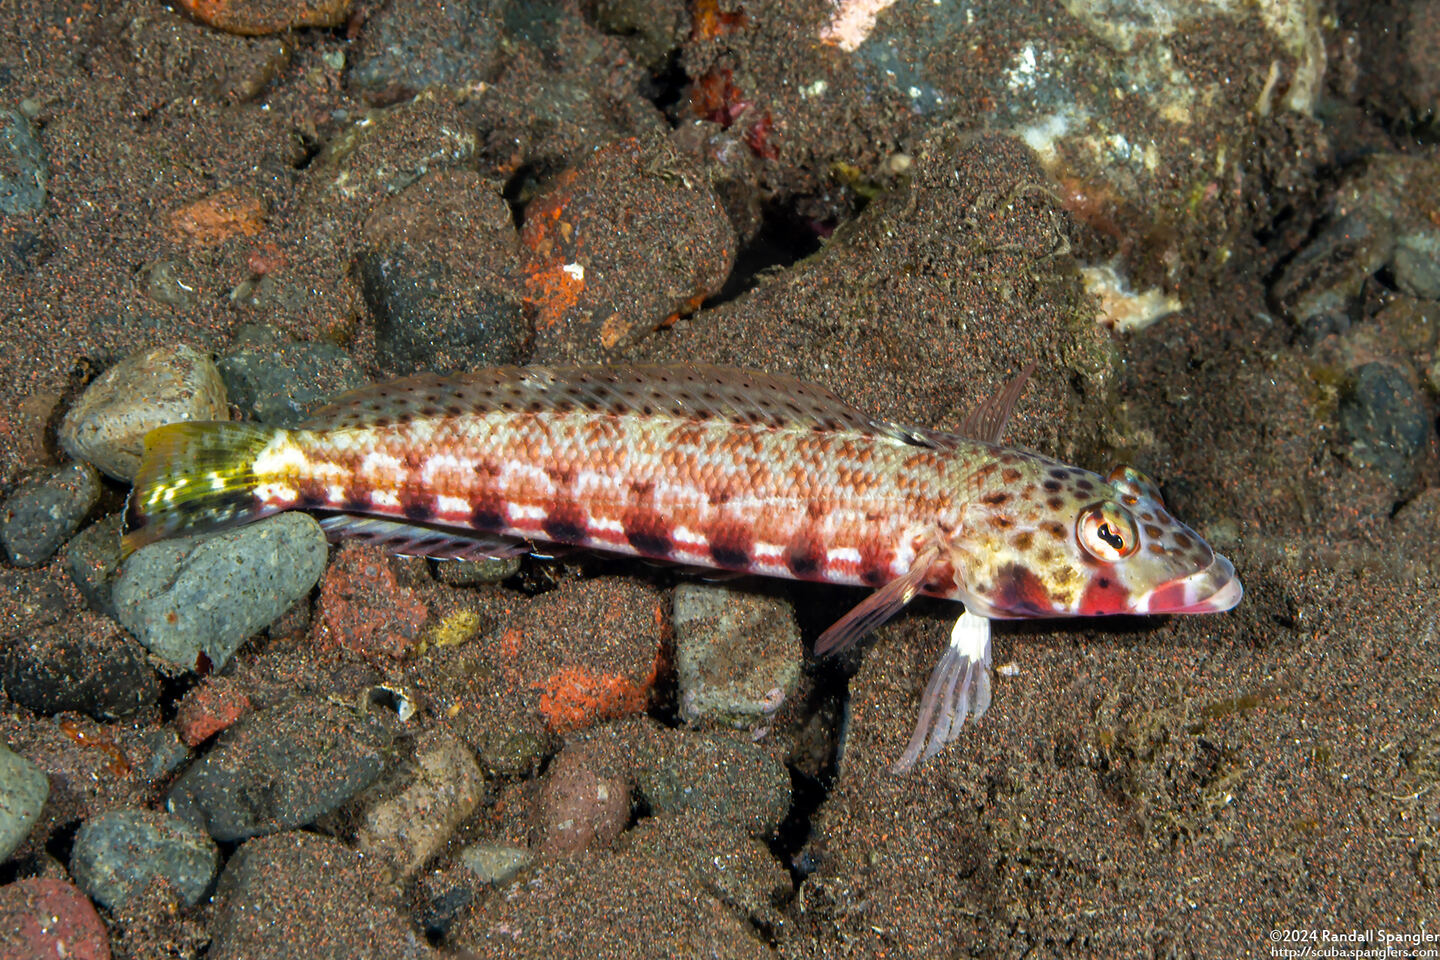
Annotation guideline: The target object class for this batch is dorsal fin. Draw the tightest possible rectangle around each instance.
[301,364,891,434]
[957,361,1036,444]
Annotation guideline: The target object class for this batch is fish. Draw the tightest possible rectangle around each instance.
[122,363,1242,771]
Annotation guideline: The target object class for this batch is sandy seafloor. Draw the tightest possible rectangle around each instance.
[0,0,1437,957]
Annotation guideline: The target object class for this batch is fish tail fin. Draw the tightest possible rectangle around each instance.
[122,421,288,557]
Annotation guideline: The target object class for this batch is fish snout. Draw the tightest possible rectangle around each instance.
[1134,553,1243,615]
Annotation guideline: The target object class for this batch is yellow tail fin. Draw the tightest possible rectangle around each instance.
[122,421,285,557]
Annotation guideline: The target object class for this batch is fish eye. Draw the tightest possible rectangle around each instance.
[1077,502,1139,563]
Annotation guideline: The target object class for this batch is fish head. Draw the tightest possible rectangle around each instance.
[956,458,1242,619]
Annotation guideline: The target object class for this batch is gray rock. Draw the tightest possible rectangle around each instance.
[1,616,158,719]
[166,697,391,842]
[0,107,47,215]
[432,555,521,585]
[70,808,219,909]
[139,258,199,309]
[210,832,435,960]
[218,324,366,427]
[633,730,791,838]
[1393,232,1440,300]
[357,732,484,878]
[0,742,48,862]
[672,583,802,728]
[357,243,527,377]
[133,728,191,782]
[459,842,533,886]
[0,462,101,566]
[59,343,229,480]
[64,514,123,619]
[1340,362,1432,488]
[347,0,503,105]
[114,512,328,672]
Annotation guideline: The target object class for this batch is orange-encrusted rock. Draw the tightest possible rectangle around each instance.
[174,0,352,36]
[313,543,429,663]
[520,137,735,362]
[175,679,253,746]
[167,187,267,247]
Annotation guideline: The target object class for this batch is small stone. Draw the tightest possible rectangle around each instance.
[0,107,47,216]
[133,729,191,782]
[0,462,101,566]
[357,170,527,376]
[672,583,802,728]
[633,728,791,838]
[432,555,521,585]
[175,679,253,746]
[1339,362,1432,488]
[347,0,503,105]
[70,808,219,910]
[59,343,229,481]
[1,615,158,720]
[217,324,366,426]
[0,744,48,863]
[63,514,123,619]
[459,842,533,886]
[168,187,266,247]
[174,0,352,36]
[313,543,429,664]
[167,697,391,842]
[208,832,429,960]
[140,259,199,309]
[533,740,631,856]
[358,732,484,878]
[520,137,735,361]
[0,879,109,960]
[114,512,329,672]
[1393,231,1440,300]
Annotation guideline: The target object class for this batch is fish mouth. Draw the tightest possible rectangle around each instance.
[1135,553,1243,615]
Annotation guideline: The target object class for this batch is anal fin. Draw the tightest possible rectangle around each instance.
[318,514,532,560]
[813,546,940,655]
[890,610,992,774]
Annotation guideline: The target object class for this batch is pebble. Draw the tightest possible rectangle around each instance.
[357,170,528,375]
[132,729,191,782]
[432,555,521,585]
[167,187,266,247]
[671,583,802,728]
[174,678,253,746]
[347,0,503,105]
[459,842,533,886]
[0,462,100,567]
[63,514,123,619]
[114,512,328,672]
[633,727,791,838]
[1339,362,1431,487]
[0,107,47,216]
[0,878,110,960]
[313,543,429,663]
[172,0,352,36]
[357,732,484,878]
[59,343,229,481]
[1,615,158,719]
[1393,232,1440,300]
[208,831,434,960]
[217,324,366,426]
[69,808,219,910]
[520,137,735,361]
[0,744,48,863]
[166,697,391,842]
[533,740,631,856]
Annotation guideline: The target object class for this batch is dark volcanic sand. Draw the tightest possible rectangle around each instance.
[1,0,1437,958]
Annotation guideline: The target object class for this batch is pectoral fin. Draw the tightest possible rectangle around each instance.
[890,609,992,773]
[813,546,940,656]
[318,514,533,560]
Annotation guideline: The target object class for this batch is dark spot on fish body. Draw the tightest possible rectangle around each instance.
[1075,478,1094,492]
[1042,479,1062,492]
[1001,468,1022,483]
[980,491,1011,506]
[471,503,506,531]
[626,527,674,557]
[992,563,1054,616]
[860,567,887,586]
[1012,531,1034,550]
[543,510,589,544]
[1173,532,1193,549]
[402,499,433,522]
[1041,520,1066,540]
[1047,496,1064,510]
[784,535,824,578]
[1144,524,1163,539]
